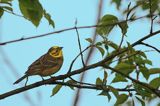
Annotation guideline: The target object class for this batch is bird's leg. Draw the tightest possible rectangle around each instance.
[40,76,47,86]
[25,77,28,86]
[50,75,53,78]
[41,76,45,81]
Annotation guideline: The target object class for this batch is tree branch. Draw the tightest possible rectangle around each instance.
[0,14,152,46]
[75,23,85,67]
[140,42,160,53]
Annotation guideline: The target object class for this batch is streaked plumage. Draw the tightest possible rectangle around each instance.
[14,46,63,85]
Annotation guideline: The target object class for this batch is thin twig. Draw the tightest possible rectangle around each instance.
[75,21,85,67]
[149,0,153,34]
[67,45,92,74]
[67,45,95,86]
[140,42,160,53]
[53,81,136,92]
[4,9,26,19]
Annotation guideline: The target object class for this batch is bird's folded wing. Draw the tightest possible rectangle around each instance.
[27,54,58,72]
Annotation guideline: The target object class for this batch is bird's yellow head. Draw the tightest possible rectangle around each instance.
[48,46,63,58]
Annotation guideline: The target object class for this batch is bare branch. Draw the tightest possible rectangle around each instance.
[67,45,92,74]
[140,42,160,53]
[75,22,85,67]
[0,14,152,46]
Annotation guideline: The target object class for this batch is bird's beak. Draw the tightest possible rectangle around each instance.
[59,47,63,50]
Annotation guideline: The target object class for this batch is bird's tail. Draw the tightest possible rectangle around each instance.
[13,75,28,84]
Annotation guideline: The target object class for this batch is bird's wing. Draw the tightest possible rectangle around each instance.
[26,54,58,75]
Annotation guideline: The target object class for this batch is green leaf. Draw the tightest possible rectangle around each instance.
[134,57,152,65]
[43,10,55,28]
[96,14,118,36]
[135,96,145,106]
[108,86,119,98]
[96,46,105,56]
[143,59,152,65]
[111,0,122,10]
[134,83,151,97]
[19,0,43,27]
[51,84,62,97]
[66,80,77,90]
[98,90,111,101]
[149,68,160,75]
[103,71,108,81]
[115,94,128,105]
[139,66,150,80]
[115,62,135,75]
[112,73,128,83]
[118,21,128,35]
[138,51,147,58]
[85,38,93,43]
[107,41,119,50]
[149,78,160,89]
[96,42,102,46]
[96,77,103,86]
[0,7,4,18]
[102,71,108,85]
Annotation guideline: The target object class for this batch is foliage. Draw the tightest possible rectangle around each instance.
[1,0,160,106]
[0,0,54,28]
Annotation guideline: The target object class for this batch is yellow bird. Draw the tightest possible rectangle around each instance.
[14,46,63,85]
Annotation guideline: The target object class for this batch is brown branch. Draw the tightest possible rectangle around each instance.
[0,14,152,46]
[0,61,101,100]
[0,59,160,99]
[52,81,136,92]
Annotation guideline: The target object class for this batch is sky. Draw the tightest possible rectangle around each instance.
[0,0,160,106]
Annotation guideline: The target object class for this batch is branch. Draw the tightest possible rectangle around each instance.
[0,14,152,46]
[75,23,85,67]
[140,42,160,53]
[1,60,160,99]
[52,81,135,92]
[67,45,92,73]
[0,61,101,100]
[4,9,25,19]
[149,0,153,34]
[103,65,160,97]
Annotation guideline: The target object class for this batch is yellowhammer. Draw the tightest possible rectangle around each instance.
[14,46,63,85]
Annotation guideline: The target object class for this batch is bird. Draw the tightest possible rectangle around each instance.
[13,46,63,86]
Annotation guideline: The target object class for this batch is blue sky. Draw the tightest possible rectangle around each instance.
[0,0,160,106]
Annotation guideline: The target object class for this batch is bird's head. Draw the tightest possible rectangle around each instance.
[48,46,63,58]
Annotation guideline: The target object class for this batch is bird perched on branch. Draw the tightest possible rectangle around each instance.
[14,46,63,86]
